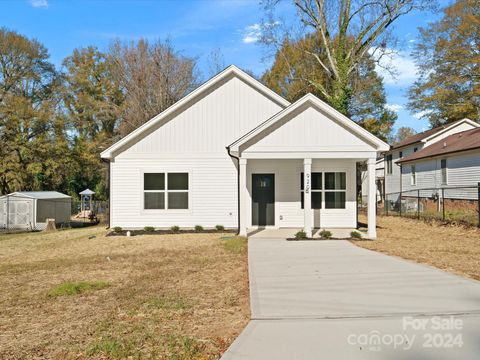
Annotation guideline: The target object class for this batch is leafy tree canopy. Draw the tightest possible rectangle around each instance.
[408,0,480,127]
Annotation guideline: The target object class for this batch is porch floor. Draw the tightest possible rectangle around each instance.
[247,228,362,239]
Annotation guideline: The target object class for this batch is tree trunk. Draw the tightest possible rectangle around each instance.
[44,218,57,232]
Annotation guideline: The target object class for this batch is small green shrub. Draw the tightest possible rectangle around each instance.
[295,230,307,239]
[170,225,180,233]
[350,231,362,239]
[215,225,225,231]
[112,226,122,233]
[48,281,110,297]
[194,225,204,232]
[144,226,155,232]
[319,230,332,239]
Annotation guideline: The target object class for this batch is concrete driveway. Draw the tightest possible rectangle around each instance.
[221,236,480,359]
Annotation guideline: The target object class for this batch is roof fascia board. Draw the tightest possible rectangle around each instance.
[397,146,480,164]
[422,119,480,144]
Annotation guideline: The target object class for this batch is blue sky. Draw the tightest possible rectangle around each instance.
[2,0,451,133]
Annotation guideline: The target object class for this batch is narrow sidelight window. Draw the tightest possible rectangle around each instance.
[411,165,416,185]
[386,154,393,174]
[441,159,447,185]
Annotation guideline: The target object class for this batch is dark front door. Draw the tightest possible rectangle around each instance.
[252,174,275,226]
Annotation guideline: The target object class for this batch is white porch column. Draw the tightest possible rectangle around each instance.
[367,157,377,239]
[303,158,312,237]
[239,158,248,237]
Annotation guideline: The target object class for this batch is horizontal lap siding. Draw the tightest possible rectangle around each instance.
[444,152,480,199]
[400,151,480,200]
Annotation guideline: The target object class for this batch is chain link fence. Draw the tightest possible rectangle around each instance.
[382,183,480,227]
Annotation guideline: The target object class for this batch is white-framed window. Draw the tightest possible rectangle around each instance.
[386,154,393,174]
[441,159,448,185]
[399,151,403,158]
[144,172,189,210]
[410,165,416,185]
[301,172,322,209]
[325,172,346,209]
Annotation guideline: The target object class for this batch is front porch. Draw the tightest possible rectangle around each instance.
[227,93,389,239]
[239,157,378,239]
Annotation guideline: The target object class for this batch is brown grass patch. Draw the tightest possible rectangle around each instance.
[0,226,249,359]
[354,214,480,280]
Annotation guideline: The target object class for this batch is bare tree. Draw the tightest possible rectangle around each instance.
[262,0,435,115]
[206,47,226,78]
[109,39,200,136]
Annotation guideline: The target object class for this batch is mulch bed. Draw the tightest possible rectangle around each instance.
[107,229,237,237]
[286,237,354,241]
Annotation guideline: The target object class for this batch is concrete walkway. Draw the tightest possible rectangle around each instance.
[221,236,480,359]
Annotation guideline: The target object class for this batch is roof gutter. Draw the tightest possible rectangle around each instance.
[397,145,480,165]
[226,146,241,236]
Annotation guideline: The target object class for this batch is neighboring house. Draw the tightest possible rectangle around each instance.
[0,191,71,230]
[383,119,479,202]
[397,127,480,201]
[361,156,384,204]
[101,66,388,238]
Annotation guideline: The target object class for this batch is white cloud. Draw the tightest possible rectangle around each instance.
[370,48,418,86]
[242,23,261,44]
[385,104,404,112]
[30,0,48,8]
[413,110,432,119]
[241,21,280,44]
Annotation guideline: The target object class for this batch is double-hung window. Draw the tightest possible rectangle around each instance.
[410,165,416,186]
[144,172,189,210]
[325,172,346,209]
[301,172,322,209]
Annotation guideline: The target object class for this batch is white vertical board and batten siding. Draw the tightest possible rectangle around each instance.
[246,159,357,228]
[244,105,373,154]
[110,76,285,229]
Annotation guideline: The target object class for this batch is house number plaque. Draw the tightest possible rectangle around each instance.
[305,173,310,194]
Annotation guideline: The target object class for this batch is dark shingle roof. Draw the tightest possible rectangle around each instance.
[398,127,480,163]
[391,126,445,149]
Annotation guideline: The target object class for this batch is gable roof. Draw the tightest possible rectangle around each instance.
[100,65,290,159]
[228,93,390,154]
[2,191,71,199]
[398,127,480,163]
[391,118,479,150]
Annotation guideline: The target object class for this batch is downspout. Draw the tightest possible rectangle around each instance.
[101,158,111,229]
[226,146,240,235]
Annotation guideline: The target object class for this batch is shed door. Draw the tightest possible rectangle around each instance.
[8,200,31,228]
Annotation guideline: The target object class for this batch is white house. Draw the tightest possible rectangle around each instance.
[383,118,479,202]
[397,126,480,201]
[101,66,389,238]
[0,191,71,230]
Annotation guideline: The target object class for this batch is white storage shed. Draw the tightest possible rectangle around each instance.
[0,191,72,230]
